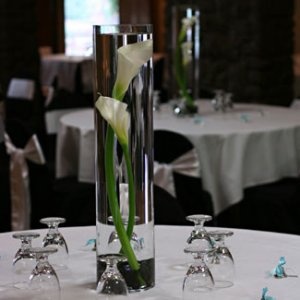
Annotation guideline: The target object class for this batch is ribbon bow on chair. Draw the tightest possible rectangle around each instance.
[4,133,45,230]
[154,148,200,197]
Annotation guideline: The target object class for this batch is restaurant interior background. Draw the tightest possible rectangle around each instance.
[1,0,300,233]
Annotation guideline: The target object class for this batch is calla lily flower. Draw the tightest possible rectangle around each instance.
[181,16,198,32]
[181,41,193,66]
[95,39,152,276]
[95,96,129,145]
[113,40,153,100]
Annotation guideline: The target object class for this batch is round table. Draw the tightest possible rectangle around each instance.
[0,226,299,299]
[55,101,300,215]
[56,109,95,182]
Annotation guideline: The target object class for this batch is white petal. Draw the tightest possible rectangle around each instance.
[95,96,129,145]
[181,41,193,65]
[113,40,153,99]
[181,16,197,29]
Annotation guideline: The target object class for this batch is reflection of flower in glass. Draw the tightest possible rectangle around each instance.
[175,16,198,110]
[95,39,152,274]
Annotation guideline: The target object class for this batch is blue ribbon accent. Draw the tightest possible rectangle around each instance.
[85,238,96,246]
[272,256,286,278]
[261,287,276,300]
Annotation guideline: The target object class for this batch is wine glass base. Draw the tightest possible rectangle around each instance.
[214,280,234,288]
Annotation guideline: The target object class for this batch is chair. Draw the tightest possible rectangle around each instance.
[51,177,95,227]
[5,78,35,123]
[153,130,214,224]
[43,77,93,177]
[0,116,11,232]
[5,77,48,155]
[4,118,54,230]
[216,178,300,234]
[153,185,187,225]
[6,78,35,100]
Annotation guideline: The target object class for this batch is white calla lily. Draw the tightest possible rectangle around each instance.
[113,40,153,100]
[181,16,197,32]
[181,41,193,66]
[95,96,129,145]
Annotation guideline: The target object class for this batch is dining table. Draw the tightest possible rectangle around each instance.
[0,225,299,299]
[40,54,93,94]
[55,100,300,215]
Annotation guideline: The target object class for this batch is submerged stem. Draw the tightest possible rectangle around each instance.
[175,26,194,107]
[104,125,139,271]
[121,145,135,240]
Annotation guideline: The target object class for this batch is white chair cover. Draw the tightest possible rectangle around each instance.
[4,133,45,230]
[154,148,200,197]
[7,78,35,100]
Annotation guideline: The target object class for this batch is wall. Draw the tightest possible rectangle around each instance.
[164,0,295,106]
[0,0,40,92]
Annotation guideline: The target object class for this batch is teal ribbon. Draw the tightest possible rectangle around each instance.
[272,256,286,278]
[261,287,276,300]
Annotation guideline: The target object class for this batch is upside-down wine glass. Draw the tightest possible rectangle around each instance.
[208,230,235,288]
[29,246,61,300]
[107,216,143,254]
[40,217,69,269]
[96,254,128,296]
[182,245,215,300]
[12,232,40,289]
[107,183,143,253]
[186,215,214,250]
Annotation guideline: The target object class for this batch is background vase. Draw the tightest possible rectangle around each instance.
[168,3,201,104]
[93,24,155,292]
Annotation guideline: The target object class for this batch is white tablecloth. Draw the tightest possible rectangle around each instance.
[56,109,95,182]
[0,226,299,299]
[40,54,93,93]
[155,101,300,214]
[55,101,300,215]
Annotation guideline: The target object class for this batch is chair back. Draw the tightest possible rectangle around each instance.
[154,129,214,219]
[7,78,35,100]
[0,139,10,232]
[5,118,52,230]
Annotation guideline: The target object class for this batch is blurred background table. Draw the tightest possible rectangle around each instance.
[40,54,93,94]
[0,225,299,299]
[55,101,300,216]
[56,109,94,182]
[155,101,300,215]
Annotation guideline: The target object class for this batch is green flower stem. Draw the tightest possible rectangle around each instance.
[104,125,140,271]
[121,144,136,239]
[175,27,194,107]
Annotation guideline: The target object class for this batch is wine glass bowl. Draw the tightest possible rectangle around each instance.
[107,215,143,253]
[29,247,61,299]
[40,217,69,269]
[186,214,214,250]
[208,230,235,288]
[12,232,40,288]
[96,254,128,295]
[182,245,215,299]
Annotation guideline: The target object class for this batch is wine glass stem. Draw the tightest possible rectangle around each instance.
[21,239,32,251]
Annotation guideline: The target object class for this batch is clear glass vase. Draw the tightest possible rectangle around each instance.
[93,24,155,292]
[168,3,201,114]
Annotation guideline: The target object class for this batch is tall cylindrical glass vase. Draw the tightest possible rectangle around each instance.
[168,3,200,114]
[93,24,154,292]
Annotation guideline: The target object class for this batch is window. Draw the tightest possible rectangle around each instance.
[64,0,119,56]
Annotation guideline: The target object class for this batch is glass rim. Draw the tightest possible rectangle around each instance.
[93,24,153,34]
